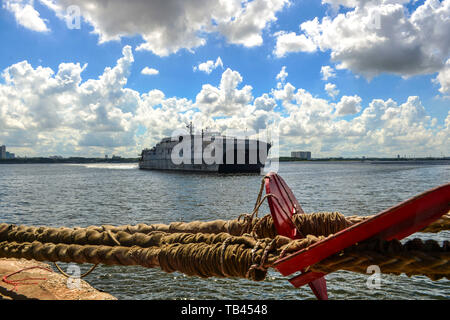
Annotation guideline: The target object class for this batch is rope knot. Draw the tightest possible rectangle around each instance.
[246,238,276,281]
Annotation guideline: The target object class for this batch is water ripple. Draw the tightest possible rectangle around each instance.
[0,162,449,299]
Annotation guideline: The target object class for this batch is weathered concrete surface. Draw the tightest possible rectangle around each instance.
[0,258,116,300]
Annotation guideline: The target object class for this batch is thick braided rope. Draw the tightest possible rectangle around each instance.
[250,212,450,238]
[0,235,291,281]
[0,212,450,247]
[0,233,448,281]
[1,213,448,247]
[0,224,260,248]
[112,211,445,236]
[309,238,450,281]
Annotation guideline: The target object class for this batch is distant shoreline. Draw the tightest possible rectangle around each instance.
[1,157,449,165]
[277,157,450,165]
[0,157,139,164]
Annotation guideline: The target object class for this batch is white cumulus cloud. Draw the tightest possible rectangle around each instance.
[195,68,253,116]
[0,45,447,158]
[335,95,362,116]
[277,81,446,157]
[141,67,159,76]
[41,0,289,56]
[433,59,450,96]
[276,66,288,83]
[321,65,336,81]
[0,46,137,156]
[325,83,339,99]
[193,57,223,74]
[274,0,450,80]
[4,0,50,32]
[273,31,317,57]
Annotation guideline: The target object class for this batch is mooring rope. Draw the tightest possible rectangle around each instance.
[0,225,261,248]
[1,212,448,250]
[0,208,448,282]
[309,237,450,281]
[2,212,445,248]
[0,235,448,281]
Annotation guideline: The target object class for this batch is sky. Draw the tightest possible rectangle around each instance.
[0,0,449,158]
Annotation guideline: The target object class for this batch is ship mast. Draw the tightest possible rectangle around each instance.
[186,122,193,135]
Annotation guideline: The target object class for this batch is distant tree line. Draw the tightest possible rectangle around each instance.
[278,156,450,162]
[0,157,139,164]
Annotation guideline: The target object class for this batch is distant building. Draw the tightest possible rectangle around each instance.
[5,152,15,159]
[291,151,311,160]
[0,146,14,159]
[112,155,122,159]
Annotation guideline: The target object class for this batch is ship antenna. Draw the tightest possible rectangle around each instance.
[186,121,193,135]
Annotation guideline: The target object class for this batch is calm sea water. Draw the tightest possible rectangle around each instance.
[0,162,449,300]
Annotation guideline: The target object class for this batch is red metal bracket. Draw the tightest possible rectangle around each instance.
[270,177,450,290]
[263,172,450,299]
[264,172,328,300]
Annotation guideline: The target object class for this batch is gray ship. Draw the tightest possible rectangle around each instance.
[139,125,271,173]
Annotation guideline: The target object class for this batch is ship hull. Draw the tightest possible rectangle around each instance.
[138,161,264,173]
[138,161,220,172]
[139,134,271,174]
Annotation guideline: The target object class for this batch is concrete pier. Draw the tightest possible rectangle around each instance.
[0,258,116,300]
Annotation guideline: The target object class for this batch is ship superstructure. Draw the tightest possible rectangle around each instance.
[139,125,271,173]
